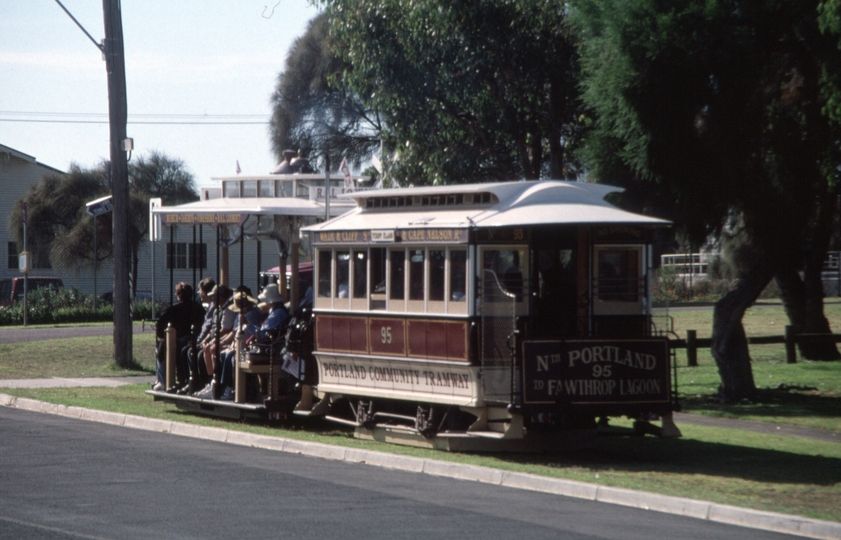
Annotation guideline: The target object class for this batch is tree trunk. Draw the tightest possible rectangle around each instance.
[711,261,774,403]
[800,191,840,360]
[775,193,840,360]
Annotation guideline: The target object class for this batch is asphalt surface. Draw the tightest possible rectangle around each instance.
[0,405,828,540]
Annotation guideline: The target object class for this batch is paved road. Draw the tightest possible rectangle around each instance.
[0,324,151,344]
[0,407,807,540]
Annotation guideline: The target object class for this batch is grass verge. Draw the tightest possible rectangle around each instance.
[3,383,840,523]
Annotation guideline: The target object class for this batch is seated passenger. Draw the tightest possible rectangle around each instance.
[179,277,215,394]
[195,285,235,395]
[153,282,206,392]
[199,290,264,401]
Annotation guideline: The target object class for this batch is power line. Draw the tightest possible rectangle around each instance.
[0,110,268,125]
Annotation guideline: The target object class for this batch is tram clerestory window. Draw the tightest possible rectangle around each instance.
[318,250,332,298]
[409,249,425,301]
[390,249,405,300]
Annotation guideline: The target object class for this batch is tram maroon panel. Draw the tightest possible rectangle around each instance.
[407,320,468,362]
[315,315,368,353]
[369,317,407,356]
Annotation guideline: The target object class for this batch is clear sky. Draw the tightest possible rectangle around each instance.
[1,0,320,189]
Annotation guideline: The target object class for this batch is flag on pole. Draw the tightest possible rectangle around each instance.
[236,160,241,175]
[340,157,354,188]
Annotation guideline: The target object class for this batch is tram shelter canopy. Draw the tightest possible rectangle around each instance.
[304,180,670,234]
[150,196,351,225]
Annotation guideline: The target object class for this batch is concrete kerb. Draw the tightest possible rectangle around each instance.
[1,392,839,540]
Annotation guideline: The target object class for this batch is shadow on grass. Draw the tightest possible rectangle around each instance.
[680,386,841,420]
[161,404,841,487]
[107,359,154,376]
[507,434,841,486]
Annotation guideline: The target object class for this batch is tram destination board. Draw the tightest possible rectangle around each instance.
[522,338,671,407]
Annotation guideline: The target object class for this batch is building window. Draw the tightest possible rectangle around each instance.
[189,243,207,269]
[7,242,18,270]
[166,242,187,269]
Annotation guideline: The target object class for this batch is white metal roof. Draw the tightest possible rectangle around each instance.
[151,196,353,218]
[304,180,669,233]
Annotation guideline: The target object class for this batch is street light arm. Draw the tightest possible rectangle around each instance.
[53,0,104,54]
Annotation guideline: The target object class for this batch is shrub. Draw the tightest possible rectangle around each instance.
[0,288,163,326]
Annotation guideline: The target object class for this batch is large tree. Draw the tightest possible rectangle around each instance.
[573,0,841,402]
[10,153,199,297]
[306,0,583,184]
[270,13,382,173]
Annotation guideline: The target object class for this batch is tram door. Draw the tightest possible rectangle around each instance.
[479,247,528,404]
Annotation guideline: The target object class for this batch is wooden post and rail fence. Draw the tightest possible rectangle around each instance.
[672,325,840,366]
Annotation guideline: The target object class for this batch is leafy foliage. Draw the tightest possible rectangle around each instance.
[297,0,585,185]
[270,13,382,172]
[0,287,161,326]
[9,153,198,281]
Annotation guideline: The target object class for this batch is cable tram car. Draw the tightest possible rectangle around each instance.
[149,178,679,450]
[296,180,680,449]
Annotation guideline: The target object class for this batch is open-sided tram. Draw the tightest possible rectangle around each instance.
[150,180,680,451]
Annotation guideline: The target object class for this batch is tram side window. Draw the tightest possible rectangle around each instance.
[390,249,405,300]
[450,249,467,302]
[429,250,445,302]
[409,249,425,301]
[353,251,367,298]
[370,248,386,310]
[317,250,332,298]
[336,251,350,298]
[483,248,525,301]
[597,247,640,302]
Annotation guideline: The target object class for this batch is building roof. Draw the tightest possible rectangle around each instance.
[151,196,353,223]
[0,143,65,174]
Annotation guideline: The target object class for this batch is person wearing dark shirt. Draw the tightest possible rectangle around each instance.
[153,282,205,392]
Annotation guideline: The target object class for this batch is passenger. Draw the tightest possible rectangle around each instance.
[179,277,215,395]
[153,282,205,392]
[203,290,264,401]
[195,284,236,395]
[254,284,289,340]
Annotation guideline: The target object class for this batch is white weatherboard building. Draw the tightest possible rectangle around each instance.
[0,144,66,283]
[1,143,362,304]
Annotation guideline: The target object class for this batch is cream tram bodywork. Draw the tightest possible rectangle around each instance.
[302,181,678,441]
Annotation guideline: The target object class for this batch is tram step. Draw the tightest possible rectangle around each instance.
[465,430,507,439]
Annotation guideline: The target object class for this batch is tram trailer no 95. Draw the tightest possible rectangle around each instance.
[149,180,681,451]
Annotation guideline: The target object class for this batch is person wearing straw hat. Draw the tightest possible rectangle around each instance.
[254,284,289,340]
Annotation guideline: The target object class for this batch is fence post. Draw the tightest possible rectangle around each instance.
[785,325,797,364]
[687,329,697,367]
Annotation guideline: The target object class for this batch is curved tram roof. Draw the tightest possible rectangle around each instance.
[303,180,669,235]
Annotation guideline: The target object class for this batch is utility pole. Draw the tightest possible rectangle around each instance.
[102,0,132,367]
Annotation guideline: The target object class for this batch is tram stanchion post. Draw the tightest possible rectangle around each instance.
[235,327,246,403]
[165,324,176,391]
